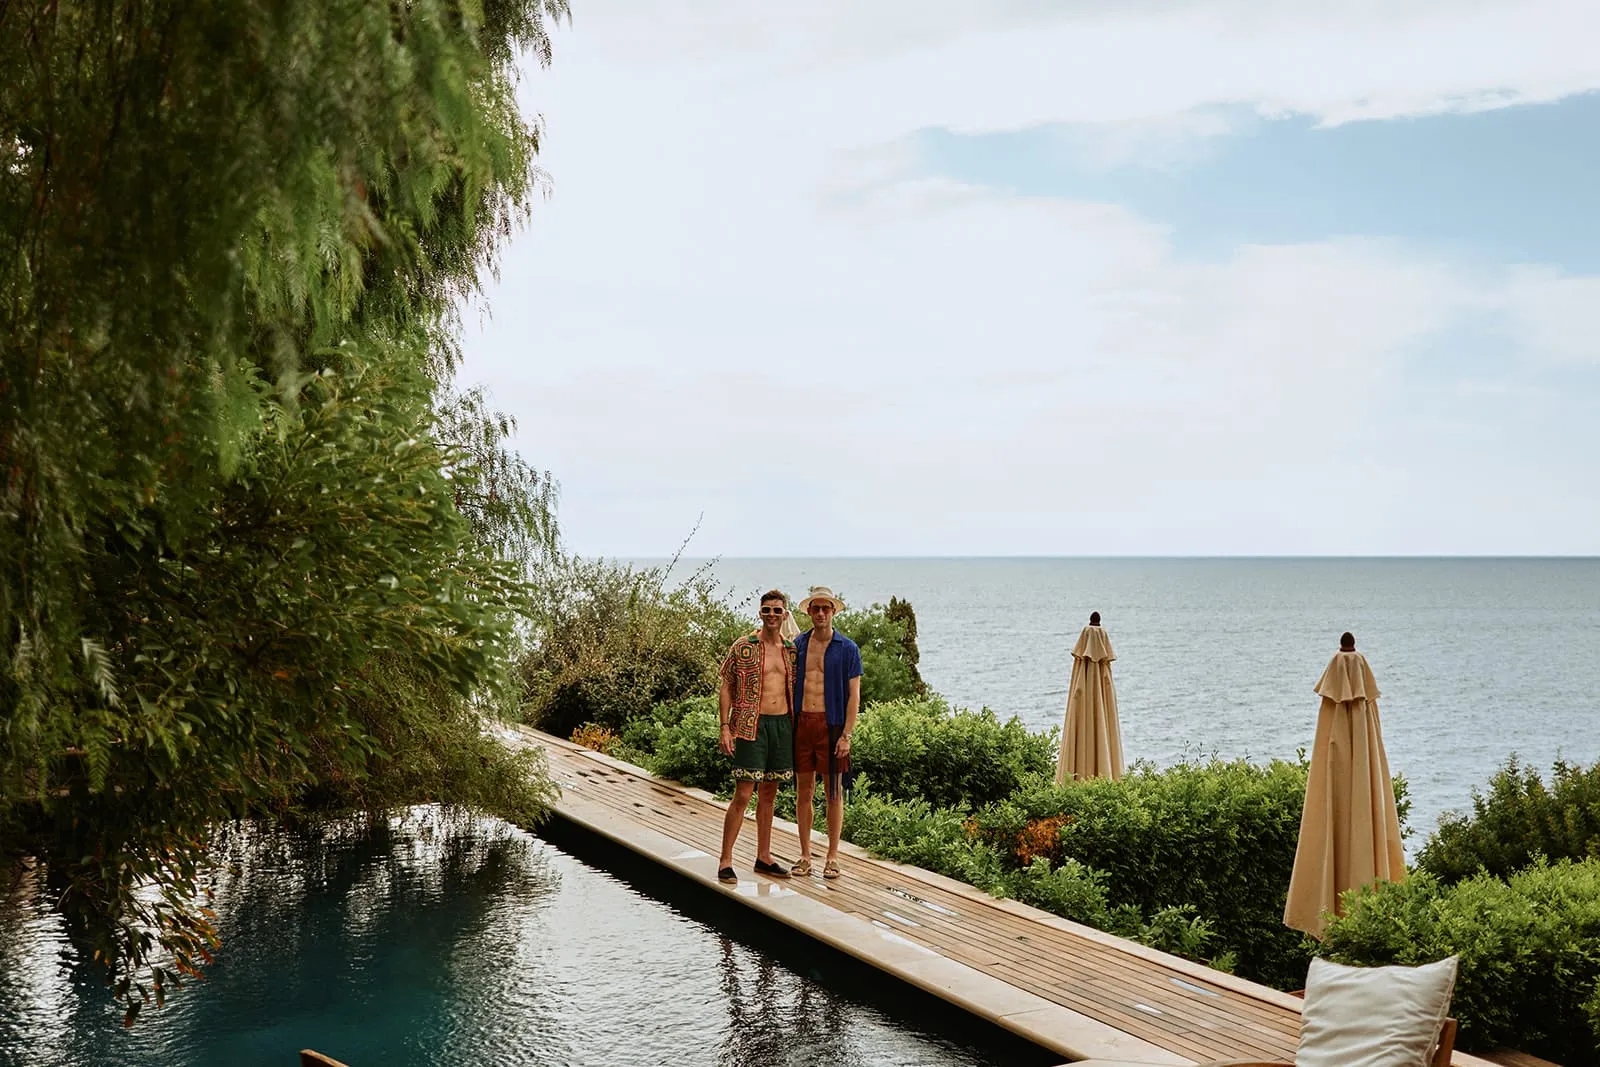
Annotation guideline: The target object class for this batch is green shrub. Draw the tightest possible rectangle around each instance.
[614,696,706,762]
[643,699,730,795]
[1421,756,1600,884]
[1135,904,1226,966]
[843,784,1013,888]
[1001,855,1120,926]
[518,558,746,738]
[1323,860,1600,1065]
[972,757,1314,988]
[882,598,927,696]
[841,785,1217,963]
[851,697,1057,810]
[996,866,1218,965]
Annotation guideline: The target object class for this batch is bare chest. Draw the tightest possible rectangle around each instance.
[762,648,789,692]
[803,636,831,710]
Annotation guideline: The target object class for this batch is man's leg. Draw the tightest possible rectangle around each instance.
[755,781,779,864]
[753,714,794,873]
[719,780,756,871]
[823,721,849,874]
[794,773,816,862]
[825,778,845,864]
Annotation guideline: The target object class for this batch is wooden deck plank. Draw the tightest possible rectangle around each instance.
[519,728,1502,1067]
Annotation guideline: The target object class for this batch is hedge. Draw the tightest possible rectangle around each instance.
[1324,859,1600,1065]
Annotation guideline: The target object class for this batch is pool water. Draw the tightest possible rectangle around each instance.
[0,808,1056,1067]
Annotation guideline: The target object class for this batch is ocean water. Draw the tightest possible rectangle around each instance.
[681,558,1600,843]
[0,808,1046,1067]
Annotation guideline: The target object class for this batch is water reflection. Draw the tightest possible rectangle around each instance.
[0,809,1032,1067]
[0,864,80,1063]
[717,935,860,1065]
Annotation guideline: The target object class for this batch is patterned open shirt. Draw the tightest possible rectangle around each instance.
[719,633,797,741]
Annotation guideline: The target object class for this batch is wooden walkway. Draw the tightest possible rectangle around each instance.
[508,726,1502,1066]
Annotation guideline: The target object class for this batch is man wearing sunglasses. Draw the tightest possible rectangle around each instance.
[715,589,798,885]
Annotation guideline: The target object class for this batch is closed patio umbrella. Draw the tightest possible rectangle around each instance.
[1284,633,1407,939]
[1055,612,1124,784]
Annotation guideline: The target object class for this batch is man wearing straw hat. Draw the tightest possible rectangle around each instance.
[790,586,862,880]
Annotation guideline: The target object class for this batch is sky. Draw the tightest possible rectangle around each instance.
[459,0,1600,557]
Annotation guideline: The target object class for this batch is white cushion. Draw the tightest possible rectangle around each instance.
[1295,956,1459,1067]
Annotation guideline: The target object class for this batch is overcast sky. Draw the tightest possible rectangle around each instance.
[459,1,1600,557]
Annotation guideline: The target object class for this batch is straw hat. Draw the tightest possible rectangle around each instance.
[798,586,846,613]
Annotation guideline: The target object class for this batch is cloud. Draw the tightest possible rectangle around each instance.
[1500,270,1600,363]
[468,166,1597,553]
[894,94,1600,274]
[574,0,1600,131]
[456,3,1600,556]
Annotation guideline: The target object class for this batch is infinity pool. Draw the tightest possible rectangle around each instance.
[0,808,1055,1067]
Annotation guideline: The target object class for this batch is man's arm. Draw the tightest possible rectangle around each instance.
[837,675,861,757]
[718,669,735,756]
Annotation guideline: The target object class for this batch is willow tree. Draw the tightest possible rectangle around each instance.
[0,0,567,1020]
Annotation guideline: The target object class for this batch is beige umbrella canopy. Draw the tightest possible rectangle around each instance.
[1056,613,1124,784]
[1284,634,1407,939]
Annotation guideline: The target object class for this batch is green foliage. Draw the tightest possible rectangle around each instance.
[843,785,1012,887]
[1136,903,1226,965]
[637,698,730,795]
[1,0,567,1016]
[295,652,557,832]
[1324,860,1600,1065]
[971,758,1314,987]
[851,697,1057,810]
[437,387,560,579]
[615,697,691,762]
[517,559,747,739]
[883,598,926,695]
[1003,856,1122,925]
[801,599,927,706]
[1420,755,1600,884]
[841,784,1218,964]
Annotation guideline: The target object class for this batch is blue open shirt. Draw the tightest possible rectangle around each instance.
[792,629,864,727]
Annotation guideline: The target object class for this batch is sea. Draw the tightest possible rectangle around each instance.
[665,557,1600,845]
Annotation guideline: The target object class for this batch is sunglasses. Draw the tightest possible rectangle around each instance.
[758,606,788,616]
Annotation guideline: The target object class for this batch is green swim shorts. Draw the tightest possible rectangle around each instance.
[732,714,795,783]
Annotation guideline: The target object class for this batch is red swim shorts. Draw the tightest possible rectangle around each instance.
[794,711,850,784]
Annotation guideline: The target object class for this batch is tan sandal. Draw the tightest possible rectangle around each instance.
[790,857,812,877]
[822,858,841,880]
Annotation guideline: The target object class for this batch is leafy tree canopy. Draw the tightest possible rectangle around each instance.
[1,0,567,1021]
